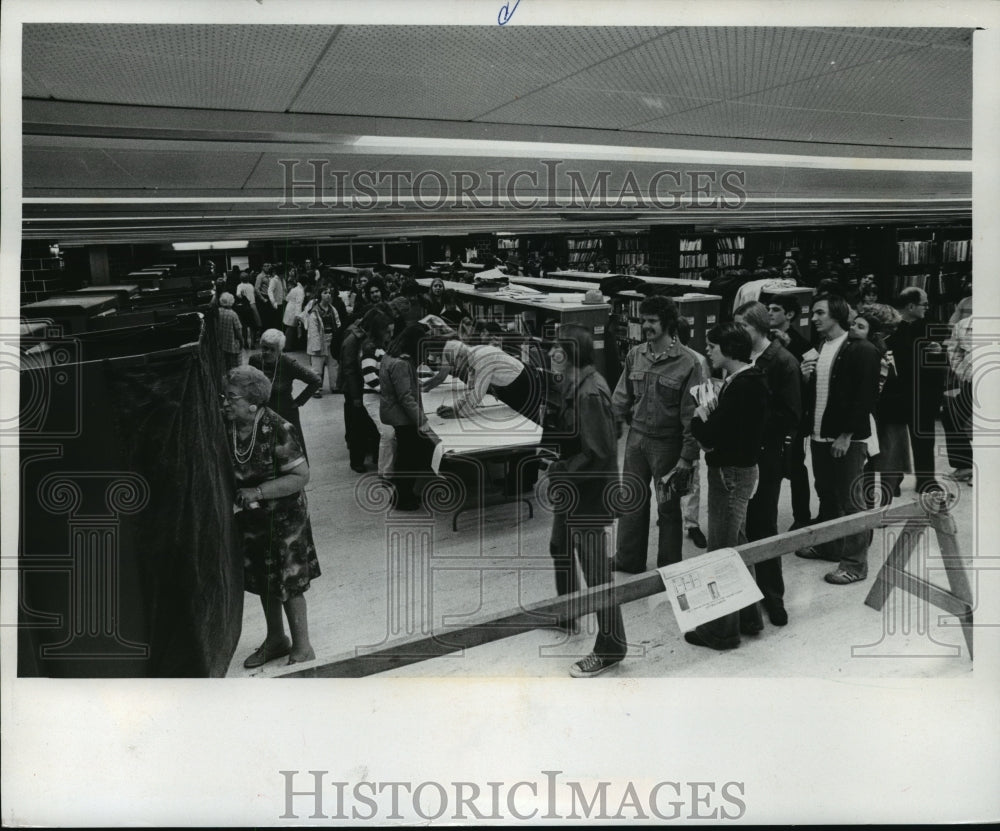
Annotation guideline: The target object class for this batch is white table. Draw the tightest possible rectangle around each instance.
[421,377,544,530]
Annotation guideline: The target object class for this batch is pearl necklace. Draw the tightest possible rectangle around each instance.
[262,356,279,387]
[232,409,264,464]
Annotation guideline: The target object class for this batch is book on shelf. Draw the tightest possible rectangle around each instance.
[716,235,745,251]
[679,238,703,252]
[679,253,709,269]
[892,273,931,295]
[941,239,972,262]
[897,240,935,265]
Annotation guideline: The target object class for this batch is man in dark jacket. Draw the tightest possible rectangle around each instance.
[887,287,946,493]
[545,324,627,677]
[766,293,814,529]
[797,294,882,584]
[735,302,801,626]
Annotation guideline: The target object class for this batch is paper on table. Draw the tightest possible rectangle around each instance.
[656,548,764,631]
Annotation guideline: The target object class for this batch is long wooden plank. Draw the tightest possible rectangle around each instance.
[278,500,925,678]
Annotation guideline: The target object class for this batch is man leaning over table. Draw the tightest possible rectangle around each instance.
[610,295,704,573]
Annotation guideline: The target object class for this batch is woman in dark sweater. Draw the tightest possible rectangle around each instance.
[684,323,769,651]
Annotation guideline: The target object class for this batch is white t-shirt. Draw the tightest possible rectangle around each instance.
[462,345,525,408]
[813,330,849,440]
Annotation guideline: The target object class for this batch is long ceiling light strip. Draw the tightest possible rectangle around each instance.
[23,196,971,205]
[347,136,972,172]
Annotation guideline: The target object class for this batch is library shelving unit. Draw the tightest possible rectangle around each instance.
[678,235,710,278]
[894,226,972,321]
[611,291,722,355]
[415,277,612,374]
[566,236,604,268]
[714,233,746,270]
[614,234,648,271]
[495,236,520,261]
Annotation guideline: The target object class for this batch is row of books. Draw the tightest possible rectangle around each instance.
[941,239,972,262]
[568,251,600,263]
[679,253,710,268]
[891,273,931,294]
[679,238,703,252]
[567,238,601,250]
[618,237,645,251]
[897,240,936,265]
[716,253,743,268]
[616,251,647,266]
[716,235,745,251]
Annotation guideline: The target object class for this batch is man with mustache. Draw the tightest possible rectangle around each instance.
[610,295,703,573]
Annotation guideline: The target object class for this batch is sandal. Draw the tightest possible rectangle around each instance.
[243,638,291,669]
[824,569,865,585]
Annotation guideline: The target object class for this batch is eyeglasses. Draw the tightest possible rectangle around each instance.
[220,393,245,402]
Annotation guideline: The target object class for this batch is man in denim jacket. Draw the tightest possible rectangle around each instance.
[610,296,703,572]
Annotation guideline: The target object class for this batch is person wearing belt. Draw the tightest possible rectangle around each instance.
[610,295,703,573]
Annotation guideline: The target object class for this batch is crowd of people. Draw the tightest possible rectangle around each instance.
[209,253,973,676]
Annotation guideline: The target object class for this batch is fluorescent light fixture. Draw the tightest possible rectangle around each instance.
[171,240,248,251]
[350,135,972,173]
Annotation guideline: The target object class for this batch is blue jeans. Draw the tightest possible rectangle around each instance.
[811,440,870,577]
[615,430,683,572]
[695,465,762,648]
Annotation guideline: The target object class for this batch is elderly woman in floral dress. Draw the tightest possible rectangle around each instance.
[222,365,320,668]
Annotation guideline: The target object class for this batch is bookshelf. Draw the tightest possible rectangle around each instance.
[614,234,648,271]
[714,233,745,269]
[675,233,746,277]
[611,292,721,356]
[893,227,972,322]
[566,236,603,267]
[678,236,709,277]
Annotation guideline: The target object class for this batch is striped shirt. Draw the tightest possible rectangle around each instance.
[361,345,385,395]
[813,331,848,440]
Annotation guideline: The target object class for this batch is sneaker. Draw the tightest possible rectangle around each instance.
[824,569,865,585]
[686,526,707,549]
[313,391,323,399]
[795,546,839,562]
[569,653,622,678]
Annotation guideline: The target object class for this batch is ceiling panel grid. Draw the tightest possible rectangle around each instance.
[23,24,332,111]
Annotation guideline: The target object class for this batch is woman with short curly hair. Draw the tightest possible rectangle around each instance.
[223,365,320,668]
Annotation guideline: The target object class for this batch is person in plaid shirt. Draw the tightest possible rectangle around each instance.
[217,292,245,371]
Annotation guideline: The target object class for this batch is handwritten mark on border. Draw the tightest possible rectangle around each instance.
[498,0,521,25]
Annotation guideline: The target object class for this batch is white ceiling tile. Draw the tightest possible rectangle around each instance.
[291,25,663,118]
[23,24,331,110]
